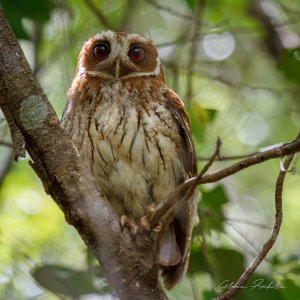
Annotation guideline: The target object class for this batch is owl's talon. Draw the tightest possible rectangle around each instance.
[120,215,138,235]
[140,204,161,233]
[139,204,157,231]
[153,222,162,233]
[150,222,163,241]
[140,216,151,231]
[146,204,156,221]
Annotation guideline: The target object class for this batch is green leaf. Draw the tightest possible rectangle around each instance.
[270,254,300,276]
[190,246,285,300]
[201,185,228,211]
[31,264,106,297]
[270,254,281,266]
[189,246,245,283]
[203,289,218,299]
[188,101,218,143]
[1,1,29,39]
[1,0,55,39]
[277,48,300,84]
[185,0,199,10]
[280,278,300,300]
[198,185,229,232]
[207,109,218,122]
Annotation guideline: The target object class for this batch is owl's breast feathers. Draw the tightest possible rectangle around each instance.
[62,76,198,289]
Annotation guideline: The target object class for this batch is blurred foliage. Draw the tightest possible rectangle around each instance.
[31,264,112,297]
[198,185,229,232]
[1,0,300,299]
[278,48,300,84]
[1,0,55,40]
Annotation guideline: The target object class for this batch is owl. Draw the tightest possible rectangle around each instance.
[62,31,198,289]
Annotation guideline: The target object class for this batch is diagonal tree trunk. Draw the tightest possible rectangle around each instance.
[0,6,167,300]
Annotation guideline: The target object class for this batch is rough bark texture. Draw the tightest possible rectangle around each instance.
[0,7,167,300]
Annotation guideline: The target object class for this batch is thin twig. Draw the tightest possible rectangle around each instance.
[215,154,294,300]
[150,137,221,227]
[0,140,12,148]
[156,34,201,48]
[196,134,300,185]
[149,133,300,229]
[145,0,193,20]
[201,209,270,229]
[197,152,260,161]
[163,59,298,96]
[225,230,260,259]
[224,217,270,230]
[227,223,261,255]
[83,0,118,31]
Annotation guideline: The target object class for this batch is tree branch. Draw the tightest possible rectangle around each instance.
[150,134,300,230]
[197,151,260,161]
[0,140,12,148]
[215,154,294,300]
[0,7,167,300]
[197,135,300,185]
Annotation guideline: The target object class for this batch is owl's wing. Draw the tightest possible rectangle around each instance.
[161,89,198,289]
[164,89,197,177]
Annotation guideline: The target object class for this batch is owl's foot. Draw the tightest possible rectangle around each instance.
[140,204,162,238]
[140,204,156,230]
[120,215,138,235]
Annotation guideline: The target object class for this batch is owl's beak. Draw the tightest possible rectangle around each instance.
[115,59,120,80]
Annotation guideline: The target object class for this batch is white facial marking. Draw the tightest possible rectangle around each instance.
[79,31,161,80]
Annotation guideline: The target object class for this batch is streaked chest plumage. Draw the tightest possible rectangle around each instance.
[62,78,185,217]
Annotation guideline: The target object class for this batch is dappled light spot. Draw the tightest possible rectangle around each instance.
[16,190,44,215]
[202,32,235,61]
[237,112,269,146]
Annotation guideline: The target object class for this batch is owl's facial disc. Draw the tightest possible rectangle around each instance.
[91,42,149,80]
[78,31,164,81]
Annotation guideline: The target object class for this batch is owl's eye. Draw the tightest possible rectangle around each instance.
[93,44,110,60]
[128,46,146,62]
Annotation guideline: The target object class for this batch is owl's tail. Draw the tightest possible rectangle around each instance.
[162,254,190,290]
[159,221,191,290]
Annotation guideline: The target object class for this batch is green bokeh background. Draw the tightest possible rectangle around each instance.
[1,0,300,299]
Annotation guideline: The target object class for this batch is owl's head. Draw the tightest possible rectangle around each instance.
[76,31,164,81]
